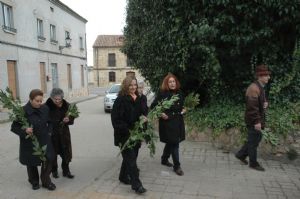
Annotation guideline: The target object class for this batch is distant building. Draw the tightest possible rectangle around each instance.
[87,65,94,86]
[93,35,143,87]
[0,0,88,101]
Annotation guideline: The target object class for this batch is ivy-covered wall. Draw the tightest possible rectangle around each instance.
[123,0,300,104]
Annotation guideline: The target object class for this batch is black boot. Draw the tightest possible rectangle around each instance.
[52,170,59,178]
[63,171,75,179]
[132,186,147,194]
[161,159,173,167]
[62,162,74,178]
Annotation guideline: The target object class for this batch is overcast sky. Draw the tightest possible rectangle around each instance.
[60,0,127,65]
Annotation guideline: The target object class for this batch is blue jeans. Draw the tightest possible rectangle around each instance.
[161,143,180,169]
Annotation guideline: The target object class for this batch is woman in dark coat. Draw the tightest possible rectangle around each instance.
[111,76,147,194]
[11,89,56,190]
[151,73,186,176]
[46,88,75,179]
[137,80,148,117]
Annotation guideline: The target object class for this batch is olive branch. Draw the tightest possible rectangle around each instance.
[0,87,47,163]
[60,103,80,127]
[119,94,180,157]
[66,103,80,118]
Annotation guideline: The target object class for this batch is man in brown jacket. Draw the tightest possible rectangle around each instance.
[235,64,271,171]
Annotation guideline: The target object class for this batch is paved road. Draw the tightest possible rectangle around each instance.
[0,97,300,199]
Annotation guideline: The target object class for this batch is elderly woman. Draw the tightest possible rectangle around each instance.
[46,88,75,179]
[11,89,56,190]
[137,80,148,117]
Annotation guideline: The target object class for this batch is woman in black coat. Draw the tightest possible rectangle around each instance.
[111,76,147,194]
[151,73,186,176]
[11,89,56,190]
[46,88,75,179]
[137,80,148,117]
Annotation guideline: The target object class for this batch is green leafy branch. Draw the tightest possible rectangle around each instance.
[119,94,180,157]
[184,92,200,111]
[261,129,280,147]
[60,103,80,127]
[0,87,47,163]
[66,103,80,118]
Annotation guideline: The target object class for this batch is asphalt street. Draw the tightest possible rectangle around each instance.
[0,96,300,199]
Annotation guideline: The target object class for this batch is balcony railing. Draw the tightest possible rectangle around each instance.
[50,39,58,44]
[38,35,46,41]
[2,25,17,33]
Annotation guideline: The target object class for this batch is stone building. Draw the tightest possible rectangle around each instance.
[93,35,143,87]
[0,0,88,102]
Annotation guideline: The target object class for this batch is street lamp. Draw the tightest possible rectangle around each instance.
[59,34,72,51]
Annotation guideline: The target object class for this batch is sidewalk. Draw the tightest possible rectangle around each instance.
[0,94,99,124]
[78,141,300,199]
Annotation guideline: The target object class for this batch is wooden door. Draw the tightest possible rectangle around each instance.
[7,61,18,99]
[81,65,84,87]
[67,64,72,89]
[51,63,59,88]
[40,62,47,93]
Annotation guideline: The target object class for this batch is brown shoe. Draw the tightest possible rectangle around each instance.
[174,167,184,176]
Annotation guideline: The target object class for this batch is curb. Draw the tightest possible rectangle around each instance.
[0,118,10,124]
[68,94,101,104]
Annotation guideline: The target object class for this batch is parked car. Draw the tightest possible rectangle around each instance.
[104,84,120,113]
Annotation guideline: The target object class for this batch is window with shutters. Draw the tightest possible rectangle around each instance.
[108,53,116,67]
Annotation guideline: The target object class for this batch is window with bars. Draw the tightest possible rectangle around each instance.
[50,24,57,43]
[79,37,84,50]
[81,65,84,87]
[108,53,116,66]
[109,72,116,82]
[2,3,16,33]
[65,31,70,46]
[37,19,45,40]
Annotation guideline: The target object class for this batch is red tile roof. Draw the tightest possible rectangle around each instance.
[93,35,124,47]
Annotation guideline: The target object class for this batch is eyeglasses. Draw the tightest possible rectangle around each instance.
[53,98,62,102]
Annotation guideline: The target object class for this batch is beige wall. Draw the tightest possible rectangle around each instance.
[93,47,144,87]
[0,0,88,101]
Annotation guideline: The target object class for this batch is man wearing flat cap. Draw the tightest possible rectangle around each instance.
[235,64,271,171]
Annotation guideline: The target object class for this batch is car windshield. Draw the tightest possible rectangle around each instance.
[108,85,120,93]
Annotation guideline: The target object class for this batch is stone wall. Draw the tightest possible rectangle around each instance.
[186,127,300,160]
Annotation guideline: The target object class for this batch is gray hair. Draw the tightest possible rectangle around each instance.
[50,88,64,99]
[137,80,144,87]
